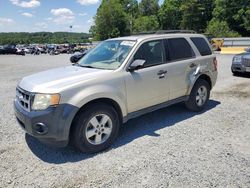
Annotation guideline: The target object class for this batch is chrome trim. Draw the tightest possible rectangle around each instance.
[242,58,250,67]
[16,87,32,112]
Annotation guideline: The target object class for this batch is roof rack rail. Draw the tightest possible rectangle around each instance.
[132,31,156,35]
[155,30,196,34]
[132,30,197,36]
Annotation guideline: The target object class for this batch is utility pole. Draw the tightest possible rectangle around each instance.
[127,4,133,34]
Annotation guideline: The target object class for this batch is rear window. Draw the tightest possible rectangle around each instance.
[166,38,195,61]
[191,37,212,56]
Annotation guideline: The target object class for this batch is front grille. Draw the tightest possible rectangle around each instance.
[16,87,31,111]
[242,58,250,67]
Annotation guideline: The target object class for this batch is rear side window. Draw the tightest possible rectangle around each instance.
[166,38,195,61]
[191,37,212,56]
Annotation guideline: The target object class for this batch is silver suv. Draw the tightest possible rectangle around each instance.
[14,32,218,153]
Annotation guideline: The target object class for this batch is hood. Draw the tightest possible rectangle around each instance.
[236,52,250,57]
[18,65,113,93]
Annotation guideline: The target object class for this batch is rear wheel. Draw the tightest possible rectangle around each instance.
[185,79,210,111]
[71,103,120,153]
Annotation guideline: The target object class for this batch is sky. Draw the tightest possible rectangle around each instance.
[0,0,100,33]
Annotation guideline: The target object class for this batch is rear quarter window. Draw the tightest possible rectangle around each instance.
[191,37,212,56]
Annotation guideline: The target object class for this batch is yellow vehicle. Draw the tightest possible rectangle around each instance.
[210,38,224,51]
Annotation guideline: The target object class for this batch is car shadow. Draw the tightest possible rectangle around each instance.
[25,100,220,164]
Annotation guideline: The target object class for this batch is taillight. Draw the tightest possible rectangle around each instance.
[213,57,218,71]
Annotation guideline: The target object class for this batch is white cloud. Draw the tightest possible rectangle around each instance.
[0,18,14,26]
[77,0,99,5]
[87,18,94,24]
[50,8,75,24]
[21,12,33,17]
[79,13,87,16]
[51,8,74,17]
[10,0,40,8]
[35,22,47,29]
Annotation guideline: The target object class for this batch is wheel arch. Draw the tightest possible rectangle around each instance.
[69,97,123,140]
[188,73,212,95]
[197,74,212,89]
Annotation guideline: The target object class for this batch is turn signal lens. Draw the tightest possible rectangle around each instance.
[50,94,60,106]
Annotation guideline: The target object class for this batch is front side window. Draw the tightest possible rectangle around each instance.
[166,38,195,62]
[134,40,164,67]
[78,40,135,70]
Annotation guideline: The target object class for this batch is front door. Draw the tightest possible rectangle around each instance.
[125,40,170,113]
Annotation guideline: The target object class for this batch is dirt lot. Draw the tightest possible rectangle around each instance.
[0,54,249,188]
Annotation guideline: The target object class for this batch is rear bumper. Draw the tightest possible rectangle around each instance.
[14,99,78,147]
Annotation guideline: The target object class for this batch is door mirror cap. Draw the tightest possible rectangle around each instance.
[128,59,146,71]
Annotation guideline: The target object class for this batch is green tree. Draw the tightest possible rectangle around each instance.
[120,0,139,34]
[158,0,183,30]
[120,0,139,15]
[0,32,90,45]
[89,25,96,37]
[206,19,240,37]
[94,0,129,40]
[133,15,159,33]
[212,0,250,36]
[180,0,214,32]
[139,0,160,16]
[243,9,250,31]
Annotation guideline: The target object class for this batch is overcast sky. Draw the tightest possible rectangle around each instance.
[0,0,100,33]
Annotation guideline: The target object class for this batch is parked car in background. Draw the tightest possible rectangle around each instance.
[70,50,89,63]
[16,48,25,56]
[49,49,60,55]
[231,48,250,75]
[0,45,17,54]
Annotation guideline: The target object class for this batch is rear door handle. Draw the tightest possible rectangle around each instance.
[189,63,197,68]
[157,70,167,79]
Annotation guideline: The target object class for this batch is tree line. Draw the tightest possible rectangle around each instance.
[90,0,250,40]
[0,32,90,45]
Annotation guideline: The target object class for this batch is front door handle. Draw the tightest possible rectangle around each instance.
[157,70,167,79]
[189,63,197,68]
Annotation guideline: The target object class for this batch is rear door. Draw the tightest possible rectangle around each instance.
[164,38,197,100]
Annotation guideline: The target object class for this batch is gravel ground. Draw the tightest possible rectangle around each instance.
[0,54,249,188]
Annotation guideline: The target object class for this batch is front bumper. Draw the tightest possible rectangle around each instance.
[14,99,78,147]
[231,63,250,73]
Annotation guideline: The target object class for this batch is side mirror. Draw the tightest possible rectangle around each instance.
[128,59,146,71]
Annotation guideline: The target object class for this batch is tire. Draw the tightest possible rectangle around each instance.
[231,69,241,76]
[70,103,120,153]
[185,79,210,112]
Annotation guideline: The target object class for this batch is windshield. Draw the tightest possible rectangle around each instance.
[78,40,136,70]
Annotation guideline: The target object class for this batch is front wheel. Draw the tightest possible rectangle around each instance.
[185,79,210,112]
[71,104,120,153]
[231,69,241,76]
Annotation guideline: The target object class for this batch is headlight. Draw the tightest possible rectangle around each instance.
[32,93,60,110]
[233,56,242,63]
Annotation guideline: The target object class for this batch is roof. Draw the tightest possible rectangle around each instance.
[107,33,205,42]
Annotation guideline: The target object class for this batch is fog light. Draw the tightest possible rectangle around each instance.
[34,123,48,135]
